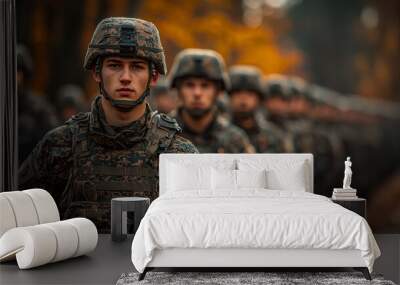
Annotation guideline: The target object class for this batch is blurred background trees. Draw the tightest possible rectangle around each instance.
[17,0,399,103]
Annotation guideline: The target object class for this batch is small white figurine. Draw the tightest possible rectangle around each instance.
[343,157,353,189]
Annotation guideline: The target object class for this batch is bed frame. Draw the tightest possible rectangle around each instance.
[139,154,371,280]
[141,248,370,280]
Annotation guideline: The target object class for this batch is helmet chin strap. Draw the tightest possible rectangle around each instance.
[96,58,152,113]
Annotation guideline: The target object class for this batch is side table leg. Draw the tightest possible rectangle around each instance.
[111,202,123,241]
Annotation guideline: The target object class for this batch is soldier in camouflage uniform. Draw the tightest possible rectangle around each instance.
[262,75,339,196]
[149,77,177,114]
[168,49,255,153]
[19,17,198,233]
[228,65,289,153]
[57,84,88,122]
[17,44,60,164]
[262,74,293,130]
[258,74,295,152]
[289,79,345,195]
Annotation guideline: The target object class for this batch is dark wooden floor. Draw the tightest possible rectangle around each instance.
[0,234,398,284]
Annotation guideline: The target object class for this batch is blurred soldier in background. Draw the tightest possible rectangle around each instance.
[17,44,60,164]
[312,90,385,198]
[308,83,400,207]
[228,65,288,153]
[19,17,198,233]
[149,77,178,114]
[56,84,88,122]
[291,81,345,192]
[262,75,338,196]
[262,74,292,130]
[261,74,297,152]
[215,91,231,120]
[169,49,255,153]
[286,77,311,120]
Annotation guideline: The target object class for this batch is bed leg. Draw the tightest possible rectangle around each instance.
[138,268,148,281]
[354,267,371,280]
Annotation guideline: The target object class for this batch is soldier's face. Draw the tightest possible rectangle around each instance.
[93,56,158,101]
[264,97,292,118]
[178,77,219,115]
[289,98,309,116]
[230,91,259,114]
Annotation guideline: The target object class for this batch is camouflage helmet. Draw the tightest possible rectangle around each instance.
[288,76,309,99]
[169,48,229,90]
[84,17,166,74]
[228,65,263,98]
[262,74,291,101]
[57,84,85,109]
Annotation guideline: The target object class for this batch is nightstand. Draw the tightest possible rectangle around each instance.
[111,197,150,242]
[331,197,367,218]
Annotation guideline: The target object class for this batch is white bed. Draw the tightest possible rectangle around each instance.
[131,154,380,280]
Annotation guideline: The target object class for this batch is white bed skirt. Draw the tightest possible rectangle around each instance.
[148,248,366,268]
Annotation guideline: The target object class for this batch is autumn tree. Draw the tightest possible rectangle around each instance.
[138,0,302,75]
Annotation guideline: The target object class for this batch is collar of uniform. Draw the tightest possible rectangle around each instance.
[89,95,150,143]
[232,115,260,135]
[173,107,223,139]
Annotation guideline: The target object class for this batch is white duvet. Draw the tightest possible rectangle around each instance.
[131,190,380,273]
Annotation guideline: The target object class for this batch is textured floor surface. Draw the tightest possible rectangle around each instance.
[116,271,396,285]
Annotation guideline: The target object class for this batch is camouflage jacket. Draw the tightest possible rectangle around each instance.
[171,108,255,153]
[232,112,292,153]
[19,96,198,232]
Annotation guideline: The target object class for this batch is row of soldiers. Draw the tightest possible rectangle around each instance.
[17,44,90,164]
[151,49,400,201]
[18,17,399,232]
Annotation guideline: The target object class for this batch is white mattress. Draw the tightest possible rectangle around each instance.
[131,190,380,273]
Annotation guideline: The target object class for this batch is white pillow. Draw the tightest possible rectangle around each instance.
[212,168,237,191]
[236,169,267,189]
[167,158,236,170]
[168,162,212,191]
[237,159,308,191]
[266,168,306,191]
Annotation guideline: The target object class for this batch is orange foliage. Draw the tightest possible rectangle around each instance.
[138,0,302,75]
